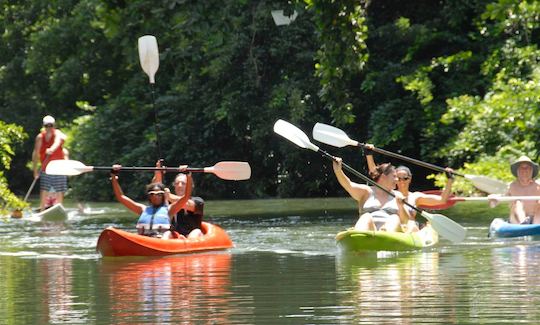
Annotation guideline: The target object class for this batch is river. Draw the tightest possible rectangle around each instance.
[1,198,540,324]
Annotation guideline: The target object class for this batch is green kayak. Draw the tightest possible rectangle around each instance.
[336,225,438,252]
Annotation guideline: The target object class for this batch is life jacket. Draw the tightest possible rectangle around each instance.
[39,129,65,171]
[136,205,170,236]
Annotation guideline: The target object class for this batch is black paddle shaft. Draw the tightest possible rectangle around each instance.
[360,144,464,178]
[318,148,425,216]
[94,166,200,173]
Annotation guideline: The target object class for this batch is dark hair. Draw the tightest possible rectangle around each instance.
[145,182,165,193]
[369,163,394,181]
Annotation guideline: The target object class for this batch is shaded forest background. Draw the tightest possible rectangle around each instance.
[1,0,539,206]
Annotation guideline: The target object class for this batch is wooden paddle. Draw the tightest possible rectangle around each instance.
[274,119,467,243]
[45,159,252,181]
[138,35,163,161]
[418,189,540,210]
[312,122,508,194]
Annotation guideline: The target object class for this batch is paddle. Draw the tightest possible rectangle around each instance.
[45,160,251,181]
[11,155,53,218]
[274,119,466,243]
[418,189,540,210]
[312,122,508,194]
[138,35,163,161]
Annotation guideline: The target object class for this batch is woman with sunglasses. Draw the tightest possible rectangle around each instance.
[364,144,454,222]
[110,164,190,239]
[332,157,413,232]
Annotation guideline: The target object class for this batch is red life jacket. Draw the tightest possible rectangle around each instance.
[39,128,65,171]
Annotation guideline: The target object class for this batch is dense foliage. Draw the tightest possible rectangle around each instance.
[1,0,539,201]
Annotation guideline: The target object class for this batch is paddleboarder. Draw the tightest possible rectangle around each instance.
[32,115,68,211]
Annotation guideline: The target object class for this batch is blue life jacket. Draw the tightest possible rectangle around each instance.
[136,205,170,236]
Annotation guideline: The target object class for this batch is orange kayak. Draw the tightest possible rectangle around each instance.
[96,222,234,257]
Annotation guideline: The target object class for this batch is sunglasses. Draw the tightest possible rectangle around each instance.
[398,176,410,181]
[43,124,53,128]
[147,192,164,196]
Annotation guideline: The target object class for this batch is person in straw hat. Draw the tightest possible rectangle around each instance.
[504,156,540,224]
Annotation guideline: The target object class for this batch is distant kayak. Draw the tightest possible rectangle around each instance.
[28,203,68,222]
[489,218,540,238]
[96,222,234,257]
[336,224,438,252]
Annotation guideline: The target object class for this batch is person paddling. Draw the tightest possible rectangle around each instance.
[152,161,204,239]
[110,165,189,239]
[32,115,68,211]
[363,144,455,217]
[332,157,414,232]
[490,156,540,224]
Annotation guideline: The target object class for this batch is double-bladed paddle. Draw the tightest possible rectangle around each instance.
[418,189,540,210]
[138,35,163,162]
[46,160,251,181]
[274,119,466,243]
[312,122,508,194]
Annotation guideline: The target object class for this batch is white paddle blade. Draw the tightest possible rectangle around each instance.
[273,120,319,152]
[138,35,159,84]
[464,174,508,194]
[45,160,94,176]
[312,123,359,148]
[206,162,251,180]
[421,211,466,243]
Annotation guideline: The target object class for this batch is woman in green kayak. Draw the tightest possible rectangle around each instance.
[363,144,454,228]
[332,157,414,232]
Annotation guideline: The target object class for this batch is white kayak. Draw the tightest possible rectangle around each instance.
[29,203,68,222]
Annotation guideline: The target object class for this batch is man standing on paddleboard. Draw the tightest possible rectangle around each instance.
[32,115,68,211]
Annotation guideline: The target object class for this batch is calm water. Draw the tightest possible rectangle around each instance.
[1,198,540,324]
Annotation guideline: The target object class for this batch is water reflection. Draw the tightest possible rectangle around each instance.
[335,252,445,324]
[98,253,232,323]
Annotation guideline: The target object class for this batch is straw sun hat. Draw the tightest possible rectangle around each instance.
[510,156,539,178]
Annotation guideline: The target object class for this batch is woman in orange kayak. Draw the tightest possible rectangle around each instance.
[332,157,413,232]
[152,161,204,239]
[110,164,191,239]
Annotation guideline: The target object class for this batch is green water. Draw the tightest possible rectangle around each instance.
[2,198,539,324]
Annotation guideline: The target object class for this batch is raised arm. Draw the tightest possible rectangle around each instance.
[110,167,145,215]
[151,159,164,183]
[363,144,377,175]
[168,172,193,217]
[332,157,369,202]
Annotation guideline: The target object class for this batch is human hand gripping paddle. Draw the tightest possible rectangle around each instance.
[46,160,251,181]
[312,122,508,195]
[273,119,466,243]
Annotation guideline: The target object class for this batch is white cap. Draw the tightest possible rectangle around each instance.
[42,115,55,125]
